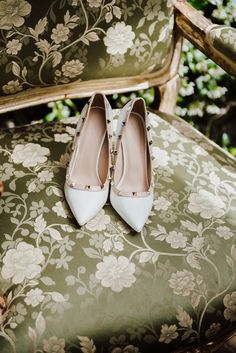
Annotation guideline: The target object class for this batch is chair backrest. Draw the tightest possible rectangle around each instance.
[0,0,180,112]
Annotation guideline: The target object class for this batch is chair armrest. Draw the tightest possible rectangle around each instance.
[206,25,236,66]
[174,0,236,77]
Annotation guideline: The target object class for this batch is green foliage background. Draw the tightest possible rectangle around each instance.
[177,0,236,155]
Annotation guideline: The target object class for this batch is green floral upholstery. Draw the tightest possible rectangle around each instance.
[0,0,174,96]
[207,25,236,65]
[0,110,236,353]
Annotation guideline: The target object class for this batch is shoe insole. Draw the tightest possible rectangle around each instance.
[116,112,149,193]
[70,107,108,186]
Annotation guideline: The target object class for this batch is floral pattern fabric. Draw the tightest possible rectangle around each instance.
[0,110,236,353]
[207,25,236,65]
[0,0,174,96]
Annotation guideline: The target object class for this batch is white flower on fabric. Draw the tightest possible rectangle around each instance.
[52,201,70,218]
[24,288,44,307]
[192,145,208,156]
[62,59,84,78]
[103,238,113,253]
[216,226,233,240]
[149,113,160,128]
[209,172,221,186]
[6,39,22,55]
[166,231,187,249]
[95,255,136,292]
[113,241,124,252]
[54,133,72,143]
[65,126,76,135]
[144,0,161,21]
[154,196,171,211]
[205,323,221,338]
[1,242,44,284]
[152,147,169,168]
[130,38,145,57]
[62,116,79,125]
[51,24,69,44]
[0,0,31,30]
[104,22,135,55]
[38,170,54,182]
[87,0,102,8]
[2,79,23,94]
[89,233,104,249]
[169,270,195,296]
[43,336,66,353]
[111,54,125,67]
[159,324,179,344]
[222,30,236,49]
[117,220,131,234]
[191,236,205,251]
[103,238,124,253]
[0,162,15,181]
[105,11,113,23]
[11,143,50,167]
[188,190,225,219]
[223,292,236,321]
[202,161,218,174]
[86,209,110,231]
[170,152,188,166]
[160,129,179,143]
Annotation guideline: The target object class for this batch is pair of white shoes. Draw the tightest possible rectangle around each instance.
[64,93,154,232]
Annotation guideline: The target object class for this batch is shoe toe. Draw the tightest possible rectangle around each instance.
[110,190,153,232]
[64,184,108,226]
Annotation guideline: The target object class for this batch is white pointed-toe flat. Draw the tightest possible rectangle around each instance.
[65,93,113,226]
[110,98,154,232]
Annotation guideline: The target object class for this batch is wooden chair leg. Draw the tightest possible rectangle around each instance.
[158,74,180,116]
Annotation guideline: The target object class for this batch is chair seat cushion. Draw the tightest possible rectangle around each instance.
[0,110,236,353]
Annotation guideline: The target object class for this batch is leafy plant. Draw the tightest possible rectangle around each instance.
[44,99,79,122]
[111,88,155,108]
[177,0,236,152]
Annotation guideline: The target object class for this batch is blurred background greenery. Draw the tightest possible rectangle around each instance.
[1,0,236,156]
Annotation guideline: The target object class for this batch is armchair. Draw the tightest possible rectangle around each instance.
[0,1,235,353]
